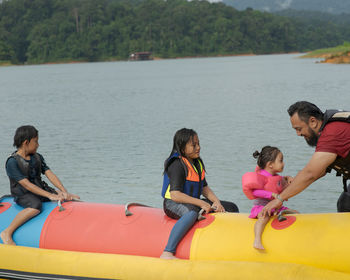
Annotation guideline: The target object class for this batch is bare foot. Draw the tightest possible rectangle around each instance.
[0,231,16,245]
[160,251,178,259]
[253,240,265,250]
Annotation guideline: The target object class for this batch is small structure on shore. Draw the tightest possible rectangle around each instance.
[129,52,153,61]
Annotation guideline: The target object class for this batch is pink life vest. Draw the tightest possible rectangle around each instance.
[242,167,284,200]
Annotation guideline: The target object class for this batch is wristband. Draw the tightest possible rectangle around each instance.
[276,194,284,203]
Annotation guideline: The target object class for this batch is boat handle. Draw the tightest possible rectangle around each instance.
[198,206,217,221]
[57,200,65,212]
[277,209,296,222]
[198,209,206,220]
[125,202,151,216]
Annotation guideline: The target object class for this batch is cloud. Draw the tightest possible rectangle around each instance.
[278,0,293,10]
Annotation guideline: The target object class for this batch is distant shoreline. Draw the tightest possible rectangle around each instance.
[303,52,350,64]
[300,43,350,64]
[0,52,303,67]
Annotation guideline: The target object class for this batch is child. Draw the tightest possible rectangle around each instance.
[248,146,298,250]
[1,125,80,245]
[160,128,239,259]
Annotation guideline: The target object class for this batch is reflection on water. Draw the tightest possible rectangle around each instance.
[1,54,349,213]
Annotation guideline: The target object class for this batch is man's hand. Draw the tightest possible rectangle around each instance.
[261,199,283,217]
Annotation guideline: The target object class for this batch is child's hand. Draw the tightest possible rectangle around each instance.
[61,192,80,201]
[47,193,62,202]
[199,201,212,214]
[284,176,294,186]
[212,201,225,213]
[68,193,80,201]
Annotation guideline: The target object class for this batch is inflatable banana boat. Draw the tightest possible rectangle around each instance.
[1,195,350,280]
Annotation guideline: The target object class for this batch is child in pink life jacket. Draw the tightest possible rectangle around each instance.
[244,146,299,250]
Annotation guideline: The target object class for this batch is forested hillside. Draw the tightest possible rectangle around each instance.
[1,0,350,64]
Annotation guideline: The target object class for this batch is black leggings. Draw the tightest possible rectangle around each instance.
[163,198,239,219]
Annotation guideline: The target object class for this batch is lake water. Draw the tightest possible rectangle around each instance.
[0,54,349,213]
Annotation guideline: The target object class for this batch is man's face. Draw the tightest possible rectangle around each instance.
[290,113,319,147]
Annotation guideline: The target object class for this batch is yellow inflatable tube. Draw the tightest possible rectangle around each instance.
[192,212,350,273]
[1,244,350,280]
[2,208,350,279]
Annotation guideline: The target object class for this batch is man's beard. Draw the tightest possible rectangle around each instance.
[305,127,319,147]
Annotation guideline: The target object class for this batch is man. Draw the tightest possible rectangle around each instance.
[261,101,350,216]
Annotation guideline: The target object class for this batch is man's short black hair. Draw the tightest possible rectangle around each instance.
[287,101,324,123]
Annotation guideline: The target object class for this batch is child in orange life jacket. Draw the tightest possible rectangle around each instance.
[247,146,298,250]
[160,128,239,259]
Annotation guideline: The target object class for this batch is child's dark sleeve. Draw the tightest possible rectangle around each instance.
[37,153,50,174]
[202,178,208,187]
[6,157,27,182]
[167,159,186,192]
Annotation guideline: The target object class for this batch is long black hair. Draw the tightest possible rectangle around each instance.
[164,128,205,173]
[253,146,281,169]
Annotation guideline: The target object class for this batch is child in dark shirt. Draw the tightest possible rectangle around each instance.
[1,125,79,245]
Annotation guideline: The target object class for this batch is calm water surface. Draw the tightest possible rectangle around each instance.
[0,54,349,213]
